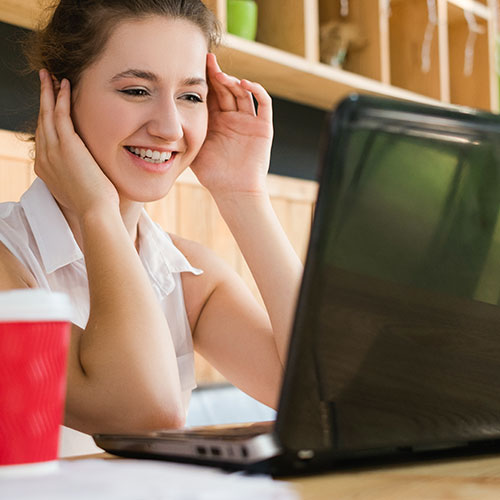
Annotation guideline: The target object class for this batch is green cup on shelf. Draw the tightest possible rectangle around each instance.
[227,0,258,41]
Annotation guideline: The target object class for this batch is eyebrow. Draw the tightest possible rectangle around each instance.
[110,69,208,88]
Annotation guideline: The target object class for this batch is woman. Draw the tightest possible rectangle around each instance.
[0,0,302,453]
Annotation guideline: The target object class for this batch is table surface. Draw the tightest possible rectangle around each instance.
[71,451,500,499]
[288,453,500,499]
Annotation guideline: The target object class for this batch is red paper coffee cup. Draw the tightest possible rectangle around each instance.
[0,289,73,471]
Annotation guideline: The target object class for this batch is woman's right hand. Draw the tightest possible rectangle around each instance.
[35,69,119,218]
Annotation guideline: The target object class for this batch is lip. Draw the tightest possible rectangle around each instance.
[123,146,176,174]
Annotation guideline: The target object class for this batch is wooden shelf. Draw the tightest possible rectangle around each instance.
[216,34,442,110]
[0,0,498,112]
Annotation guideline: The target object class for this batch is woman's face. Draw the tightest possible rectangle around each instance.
[71,16,209,203]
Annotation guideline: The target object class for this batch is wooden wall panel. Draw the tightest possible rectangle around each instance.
[0,130,35,202]
[0,129,318,384]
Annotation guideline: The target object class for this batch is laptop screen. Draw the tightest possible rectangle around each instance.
[326,106,500,304]
[277,95,500,458]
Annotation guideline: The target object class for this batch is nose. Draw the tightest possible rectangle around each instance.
[145,96,183,143]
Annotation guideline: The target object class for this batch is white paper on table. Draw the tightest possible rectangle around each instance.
[0,459,299,500]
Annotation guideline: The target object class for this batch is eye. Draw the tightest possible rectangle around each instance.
[119,88,150,97]
[181,93,204,104]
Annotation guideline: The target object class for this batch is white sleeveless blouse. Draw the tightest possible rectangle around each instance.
[0,178,201,456]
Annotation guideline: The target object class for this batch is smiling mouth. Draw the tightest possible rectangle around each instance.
[125,146,173,164]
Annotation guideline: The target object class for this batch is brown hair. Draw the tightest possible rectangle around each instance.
[24,0,221,88]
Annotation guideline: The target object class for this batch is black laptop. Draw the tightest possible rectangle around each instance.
[94,94,500,475]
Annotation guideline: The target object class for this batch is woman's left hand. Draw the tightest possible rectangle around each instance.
[190,53,273,199]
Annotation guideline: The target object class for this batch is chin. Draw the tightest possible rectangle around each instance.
[115,178,176,204]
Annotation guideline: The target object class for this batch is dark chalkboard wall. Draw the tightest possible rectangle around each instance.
[0,23,40,136]
[0,21,325,181]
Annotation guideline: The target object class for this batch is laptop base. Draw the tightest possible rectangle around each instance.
[100,438,500,477]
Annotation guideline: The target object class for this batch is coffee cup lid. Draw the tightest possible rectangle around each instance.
[0,289,73,322]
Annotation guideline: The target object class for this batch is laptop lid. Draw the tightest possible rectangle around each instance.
[276,94,500,462]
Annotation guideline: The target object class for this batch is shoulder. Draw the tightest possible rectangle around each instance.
[0,199,31,246]
[0,200,15,218]
[0,242,37,290]
[169,233,233,281]
[0,200,35,288]
[169,233,239,330]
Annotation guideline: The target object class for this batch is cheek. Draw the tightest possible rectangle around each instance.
[72,95,133,158]
[187,111,208,151]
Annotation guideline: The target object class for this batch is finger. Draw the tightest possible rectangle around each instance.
[35,118,46,153]
[206,56,221,114]
[206,84,220,116]
[241,79,273,123]
[34,122,47,177]
[38,69,59,145]
[215,72,256,115]
[53,78,77,141]
[51,73,61,100]
[207,54,257,115]
[206,53,237,111]
[35,92,53,179]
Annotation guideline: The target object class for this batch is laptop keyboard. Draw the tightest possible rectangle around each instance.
[153,421,274,440]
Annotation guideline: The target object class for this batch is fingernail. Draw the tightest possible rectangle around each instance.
[39,69,46,81]
[61,78,68,89]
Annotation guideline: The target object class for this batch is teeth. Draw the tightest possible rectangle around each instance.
[126,146,172,163]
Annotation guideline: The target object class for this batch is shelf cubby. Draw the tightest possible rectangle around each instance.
[318,0,383,82]
[253,0,307,58]
[389,0,442,101]
[447,1,492,109]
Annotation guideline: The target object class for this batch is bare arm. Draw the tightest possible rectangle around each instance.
[65,208,184,434]
[32,71,184,434]
[187,55,303,408]
[213,192,302,365]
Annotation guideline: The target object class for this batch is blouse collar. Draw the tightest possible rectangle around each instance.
[21,178,202,296]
